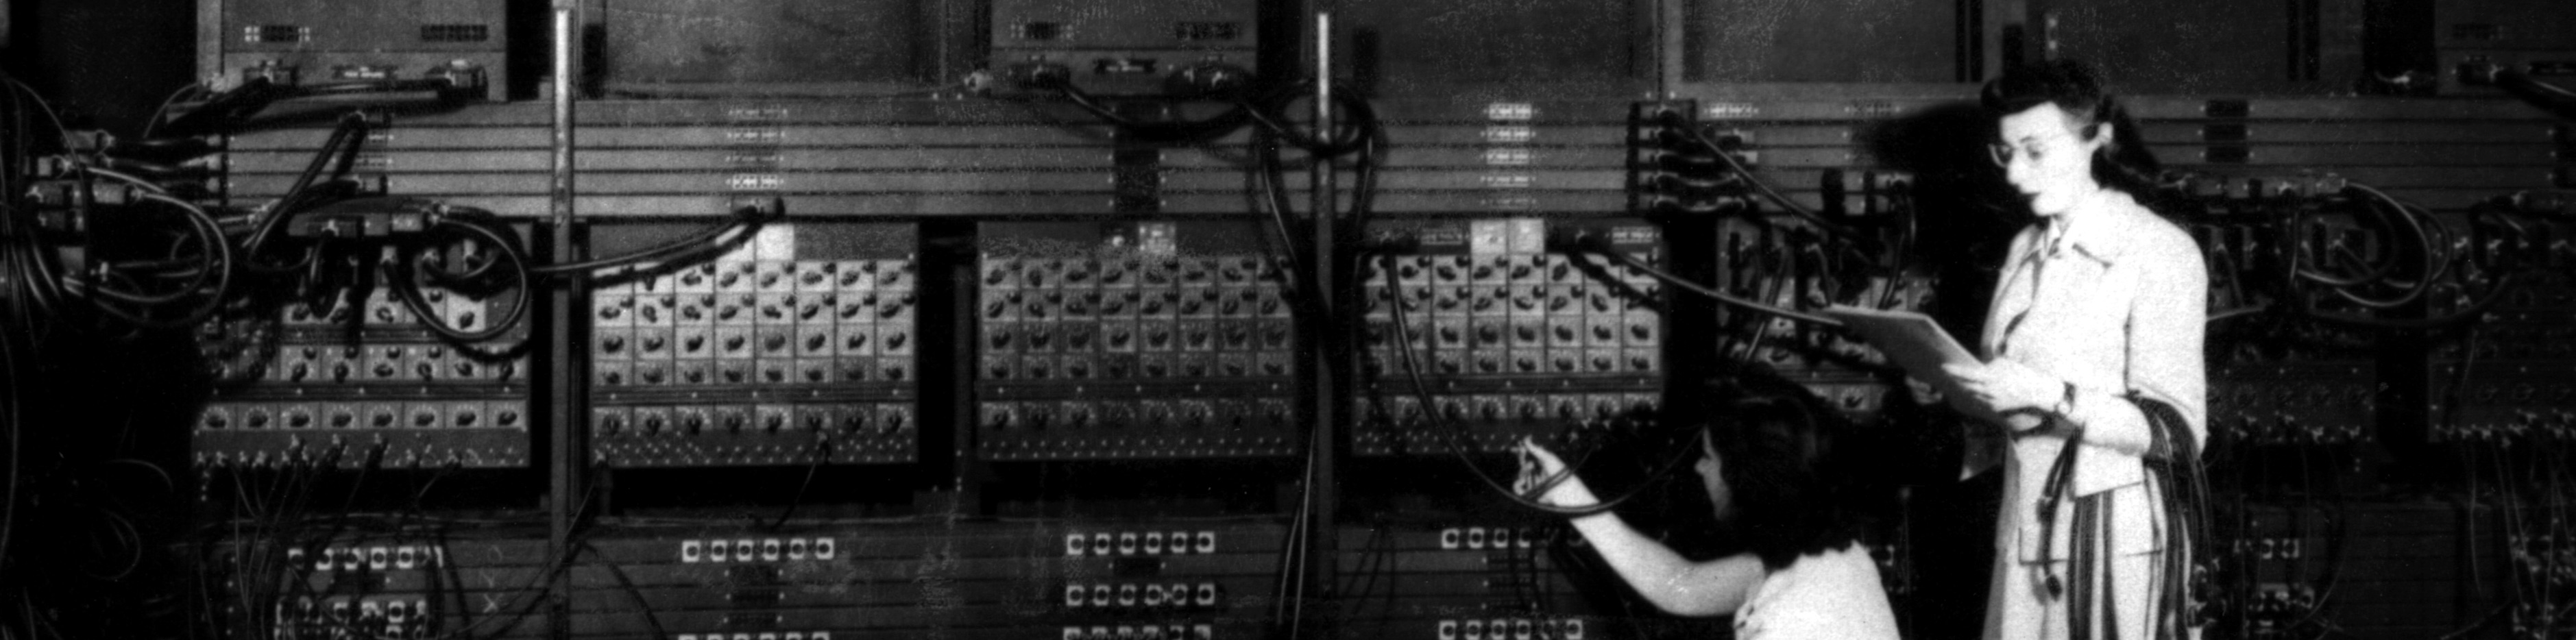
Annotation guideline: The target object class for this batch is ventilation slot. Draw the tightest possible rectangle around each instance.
[246,25,308,44]
[420,25,490,42]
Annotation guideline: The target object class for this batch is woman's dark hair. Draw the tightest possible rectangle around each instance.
[1699,369,1884,571]
[1981,59,2163,196]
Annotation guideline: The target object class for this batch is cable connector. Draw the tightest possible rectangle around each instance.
[1544,226,1618,255]
[1165,61,1253,98]
[424,60,489,95]
[728,195,788,221]
[284,197,437,238]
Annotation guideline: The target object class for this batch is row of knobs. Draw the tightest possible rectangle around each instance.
[1368,352,1654,376]
[1366,254,1643,285]
[1367,319,1653,346]
[207,406,520,430]
[1378,397,1655,425]
[985,402,1287,431]
[988,322,1287,352]
[988,356,1287,380]
[984,258,1277,288]
[984,288,1283,319]
[1366,287,1653,315]
[599,362,910,386]
[597,292,916,324]
[651,260,914,291]
[598,407,909,437]
[599,330,911,358]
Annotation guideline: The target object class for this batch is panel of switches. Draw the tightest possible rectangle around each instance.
[975,221,1299,460]
[1354,218,1665,455]
[193,239,533,469]
[590,223,919,467]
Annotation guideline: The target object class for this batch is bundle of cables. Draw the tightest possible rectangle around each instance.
[1030,68,1404,640]
[2161,171,2555,331]
[2272,183,2528,330]
[1621,110,1929,331]
[8,77,780,343]
[4,77,464,334]
[2485,65,2576,123]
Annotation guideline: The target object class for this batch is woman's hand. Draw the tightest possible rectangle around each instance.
[1515,438,1599,508]
[1903,376,1948,406]
[1942,358,2063,424]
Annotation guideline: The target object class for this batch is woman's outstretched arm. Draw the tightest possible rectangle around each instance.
[1517,439,1766,617]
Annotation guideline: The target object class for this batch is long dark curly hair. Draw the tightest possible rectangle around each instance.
[1699,369,1889,571]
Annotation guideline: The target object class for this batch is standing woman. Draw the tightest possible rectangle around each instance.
[1939,60,2209,639]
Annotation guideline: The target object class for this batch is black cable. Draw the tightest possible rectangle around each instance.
[1229,79,1388,640]
[2494,67,2576,122]
[1240,82,1380,158]
[66,193,236,329]
[1043,82,1255,145]
[77,167,171,195]
[1580,249,1846,328]
[155,77,475,138]
[389,216,530,343]
[759,441,829,532]
[1653,112,1860,240]
[91,193,234,302]
[243,114,372,274]
[2296,185,2445,308]
[581,540,670,640]
[1249,127,1315,295]
[524,206,772,276]
[0,327,22,581]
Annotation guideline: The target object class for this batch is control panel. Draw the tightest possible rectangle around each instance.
[2425,210,2575,445]
[193,242,533,469]
[2175,177,2386,462]
[589,223,920,467]
[988,0,1259,95]
[1333,519,1629,640]
[1353,217,1664,455]
[571,519,1285,639]
[210,529,551,640]
[202,0,505,99]
[974,221,1300,460]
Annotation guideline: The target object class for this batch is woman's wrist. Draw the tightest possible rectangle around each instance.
[1546,484,1599,510]
[1537,476,1603,512]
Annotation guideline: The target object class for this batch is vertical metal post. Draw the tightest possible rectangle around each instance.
[1300,8,1341,638]
[1657,0,1687,95]
[546,3,584,639]
[195,0,224,92]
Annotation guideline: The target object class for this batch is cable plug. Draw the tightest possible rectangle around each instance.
[424,60,489,95]
[1165,62,1253,98]
[1544,227,1617,254]
[284,197,436,238]
[728,195,788,221]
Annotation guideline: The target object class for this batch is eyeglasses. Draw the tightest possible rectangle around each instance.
[1986,132,2088,168]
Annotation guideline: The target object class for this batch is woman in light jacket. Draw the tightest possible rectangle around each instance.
[1941,59,2209,640]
